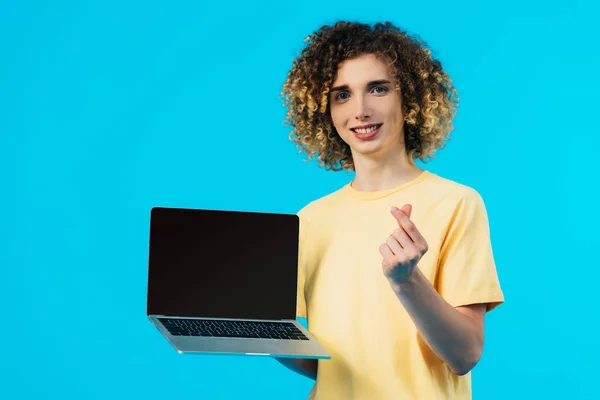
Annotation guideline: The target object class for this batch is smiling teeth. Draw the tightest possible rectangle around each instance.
[355,125,379,134]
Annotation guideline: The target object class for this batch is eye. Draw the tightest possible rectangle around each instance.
[335,92,350,101]
[372,86,388,94]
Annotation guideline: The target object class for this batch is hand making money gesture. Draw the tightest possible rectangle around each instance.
[379,204,429,286]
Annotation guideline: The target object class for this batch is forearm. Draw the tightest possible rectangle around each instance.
[275,357,318,380]
[390,267,483,375]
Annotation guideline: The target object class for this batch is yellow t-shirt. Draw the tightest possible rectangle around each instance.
[296,170,504,400]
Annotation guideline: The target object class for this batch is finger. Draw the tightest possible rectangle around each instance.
[390,206,411,231]
[391,228,415,250]
[379,243,395,266]
[400,204,412,218]
[386,234,404,255]
[390,208,427,245]
[403,221,427,246]
[391,204,412,219]
[390,209,416,243]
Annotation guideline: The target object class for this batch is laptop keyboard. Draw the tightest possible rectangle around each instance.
[158,318,309,340]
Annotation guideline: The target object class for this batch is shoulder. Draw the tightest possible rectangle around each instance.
[422,171,487,210]
[420,173,492,236]
[297,186,347,223]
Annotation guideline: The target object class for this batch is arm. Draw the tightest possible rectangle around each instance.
[275,357,318,380]
[382,205,488,376]
[390,268,486,376]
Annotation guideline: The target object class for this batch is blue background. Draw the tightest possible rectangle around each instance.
[1,0,598,398]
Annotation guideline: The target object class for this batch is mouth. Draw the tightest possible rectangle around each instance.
[350,123,383,135]
[350,123,383,140]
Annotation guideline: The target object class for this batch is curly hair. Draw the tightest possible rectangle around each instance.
[281,21,459,172]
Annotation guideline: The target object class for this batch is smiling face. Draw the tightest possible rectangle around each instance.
[329,53,407,163]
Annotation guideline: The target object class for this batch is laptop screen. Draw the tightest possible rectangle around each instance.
[146,207,299,321]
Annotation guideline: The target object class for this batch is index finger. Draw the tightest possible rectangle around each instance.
[390,206,422,243]
[390,205,411,225]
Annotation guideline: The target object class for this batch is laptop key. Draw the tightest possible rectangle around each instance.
[158,318,309,340]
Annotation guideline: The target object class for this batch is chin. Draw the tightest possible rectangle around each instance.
[351,143,388,158]
[350,135,386,151]
[354,140,405,160]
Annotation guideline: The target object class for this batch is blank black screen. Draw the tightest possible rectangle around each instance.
[146,207,299,320]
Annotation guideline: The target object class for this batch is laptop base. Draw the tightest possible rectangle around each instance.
[149,315,331,359]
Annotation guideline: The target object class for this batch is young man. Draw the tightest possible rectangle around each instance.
[277,21,504,399]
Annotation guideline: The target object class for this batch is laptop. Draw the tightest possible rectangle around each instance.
[146,206,331,359]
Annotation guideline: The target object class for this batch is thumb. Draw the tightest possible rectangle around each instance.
[390,204,412,218]
[401,204,412,218]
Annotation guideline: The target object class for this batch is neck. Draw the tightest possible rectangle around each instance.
[350,150,424,192]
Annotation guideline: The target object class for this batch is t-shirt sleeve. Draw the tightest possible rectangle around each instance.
[296,210,308,319]
[436,189,504,312]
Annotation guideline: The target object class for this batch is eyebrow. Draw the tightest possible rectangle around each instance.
[330,80,392,93]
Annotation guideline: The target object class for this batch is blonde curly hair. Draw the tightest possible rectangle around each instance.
[281,21,459,171]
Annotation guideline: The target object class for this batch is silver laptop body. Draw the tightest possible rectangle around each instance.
[146,206,331,359]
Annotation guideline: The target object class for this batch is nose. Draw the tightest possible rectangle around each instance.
[354,95,372,120]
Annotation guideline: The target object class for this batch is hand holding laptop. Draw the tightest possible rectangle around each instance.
[146,207,331,359]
